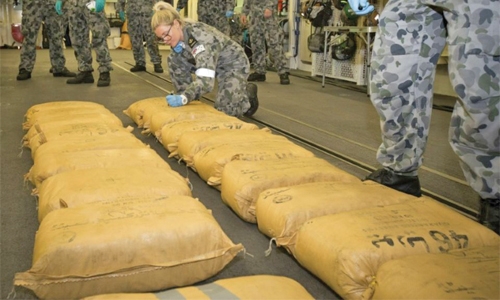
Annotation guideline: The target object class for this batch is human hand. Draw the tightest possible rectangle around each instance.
[347,0,374,15]
[226,10,234,18]
[166,94,188,107]
[119,11,125,21]
[264,8,272,18]
[55,0,63,15]
[95,0,105,12]
[240,14,247,25]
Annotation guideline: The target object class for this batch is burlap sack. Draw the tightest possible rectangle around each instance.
[31,135,147,160]
[27,148,171,187]
[123,97,169,128]
[173,128,273,161]
[25,101,106,123]
[23,108,116,130]
[24,122,133,154]
[293,198,500,300]
[220,157,360,223]
[256,181,418,254]
[370,246,500,299]
[24,115,124,142]
[193,140,315,187]
[35,166,191,222]
[83,275,315,300]
[14,196,244,300]
[144,102,223,135]
[159,117,259,150]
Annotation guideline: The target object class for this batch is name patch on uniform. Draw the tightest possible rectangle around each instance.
[192,45,206,58]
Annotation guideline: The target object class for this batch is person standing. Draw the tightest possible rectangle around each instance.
[176,0,235,35]
[240,0,290,85]
[349,0,500,233]
[16,0,76,81]
[55,0,113,87]
[117,0,164,73]
[151,1,259,117]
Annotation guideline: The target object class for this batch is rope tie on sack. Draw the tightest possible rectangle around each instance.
[264,238,277,257]
[7,285,16,299]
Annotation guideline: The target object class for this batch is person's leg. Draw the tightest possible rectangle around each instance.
[17,0,43,79]
[248,12,267,80]
[128,12,146,71]
[66,5,95,83]
[45,7,74,76]
[88,9,112,86]
[366,0,447,196]
[444,0,500,232]
[264,14,289,84]
[141,13,162,72]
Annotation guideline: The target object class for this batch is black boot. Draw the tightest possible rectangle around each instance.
[244,83,259,117]
[154,63,164,73]
[16,68,31,81]
[364,168,422,197]
[97,72,110,87]
[279,72,290,85]
[53,67,76,77]
[67,71,94,84]
[130,65,146,72]
[479,198,500,234]
[248,72,266,82]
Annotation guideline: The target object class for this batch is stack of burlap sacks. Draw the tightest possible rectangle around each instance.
[118,97,499,299]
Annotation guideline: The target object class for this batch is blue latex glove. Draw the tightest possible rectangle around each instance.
[225,10,234,18]
[55,0,63,15]
[119,11,125,21]
[347,0,374,15]
[95,0,105,12]
[166,94,187,107]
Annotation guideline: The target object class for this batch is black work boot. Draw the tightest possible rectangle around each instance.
[154,63,164,73]
[244,83,259,117]
[479,198,500,234]
[97,72,110,87]
[279,72,290,85]
[16,69,31,81]
[53,67,76,77]
[67,71,94,84]
[130,64,146,72]
[248,72,266,82]
[364,168,422,197]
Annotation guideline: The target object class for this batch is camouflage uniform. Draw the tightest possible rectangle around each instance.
[18,0,70,73]
[168,22,251,117]
[242,0,288,75]
[116,0,161,67]
[65,0,113,73]
[176,0,234,35]
[370,0,500,200]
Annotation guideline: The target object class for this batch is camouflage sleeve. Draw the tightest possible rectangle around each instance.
[117,0,125,12]
[177,0,188,10]
[168,54,194,96]
[265,0,276,11]
[227,0,235,12]
[241,0,250,15]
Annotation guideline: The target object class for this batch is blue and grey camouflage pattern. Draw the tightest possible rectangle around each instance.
[242,0,289,75]
[18,0,71,73]
[117,0,162,66]
[176,0,234,35]
[168,22,251,117]
[64,0,113,73]
[370,0,499,199]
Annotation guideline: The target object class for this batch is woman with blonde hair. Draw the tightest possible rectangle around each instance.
[152,1,258,117]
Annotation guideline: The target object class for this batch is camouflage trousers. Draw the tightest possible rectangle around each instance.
[197,1,230,35]
[18,1,69,73]
[67,5,112,73]
[248,13,288,75]
[370,0,500,199]
[127,12,161,66]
